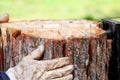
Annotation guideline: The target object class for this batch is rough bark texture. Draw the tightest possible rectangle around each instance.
[73,38,89,80]
[4,33,65,70]
[0,20,110,80]
[87,34,107,80]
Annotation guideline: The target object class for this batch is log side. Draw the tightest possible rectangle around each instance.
[88,27,107,80]
[92,34,107,80]
[73,38,89,80]
[4,28,65,70]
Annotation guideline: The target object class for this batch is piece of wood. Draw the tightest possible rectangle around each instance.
[0,20,109,80]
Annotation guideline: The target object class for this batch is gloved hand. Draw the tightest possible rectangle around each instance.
[0,13,9,23]
[6,45,74,80]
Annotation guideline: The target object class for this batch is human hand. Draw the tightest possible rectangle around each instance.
[6,45,74,80]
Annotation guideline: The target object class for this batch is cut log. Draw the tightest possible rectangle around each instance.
[0,20,109,80]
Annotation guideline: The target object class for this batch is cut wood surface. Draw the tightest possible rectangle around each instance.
[0,20,110,80]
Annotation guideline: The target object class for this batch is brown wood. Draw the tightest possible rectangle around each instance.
[0,36,4,70]
[0,20,110,80]
[73,38,89,80]
[88,34,107,80]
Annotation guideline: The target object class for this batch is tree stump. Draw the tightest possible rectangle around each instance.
[0,20,109,80]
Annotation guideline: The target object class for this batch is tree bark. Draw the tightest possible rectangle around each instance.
[73,38,89,80]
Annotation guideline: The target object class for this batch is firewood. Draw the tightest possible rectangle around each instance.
[0,20,109,80]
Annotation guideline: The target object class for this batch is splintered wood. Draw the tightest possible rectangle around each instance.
[0,20,109,80]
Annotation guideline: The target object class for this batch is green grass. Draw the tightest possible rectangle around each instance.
[0,0,120,21]
[112,18,120,22]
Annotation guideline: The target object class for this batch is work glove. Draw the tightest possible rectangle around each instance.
[6,45,74,80]
[0,13,9,23]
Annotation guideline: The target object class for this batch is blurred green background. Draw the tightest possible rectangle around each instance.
[0,0,120,21]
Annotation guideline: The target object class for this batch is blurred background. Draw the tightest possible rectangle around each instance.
[0,0,120,21]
